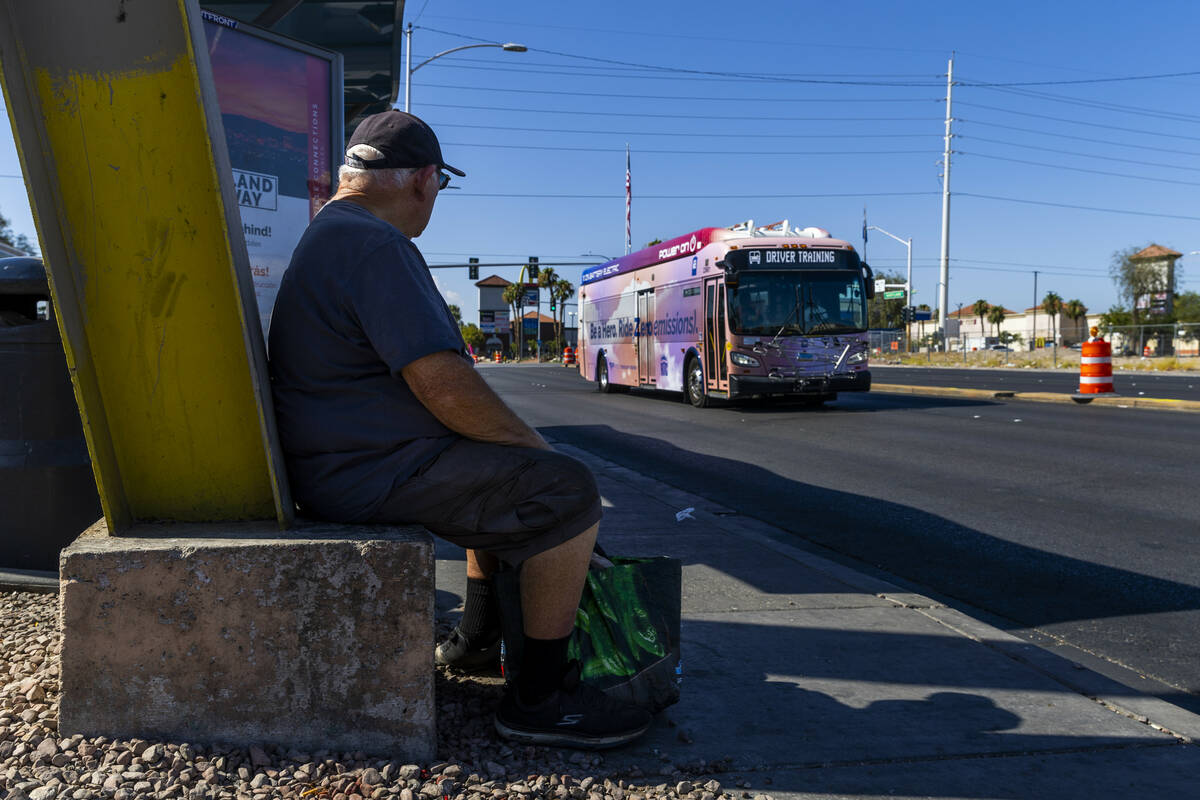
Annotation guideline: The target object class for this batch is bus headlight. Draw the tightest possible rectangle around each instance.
[846,350,869,365]
[730,352,761,368]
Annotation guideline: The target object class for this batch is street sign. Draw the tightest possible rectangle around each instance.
[882,290,906,299]
[874,278,886,293]
[914,310,932,321]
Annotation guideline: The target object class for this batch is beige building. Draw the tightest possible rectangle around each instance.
[946,305,1092,350]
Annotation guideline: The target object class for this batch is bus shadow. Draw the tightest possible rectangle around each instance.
[622,386,999,413]
[539,423,1200,715]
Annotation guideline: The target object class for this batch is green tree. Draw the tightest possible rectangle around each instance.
[0,209,36,255]
[459,322,485,352]
[646,238,663,247]
[1041,291,1063,345]
[502,281,524,358]
[447,304,462,326]
[987,305,1006,339]
[1099,305,1133,328]
[1063,298,1088,342]
[1174,291,1200,323]
[552,277,574,353]
[972,299,990,341]
[867,271,906,327]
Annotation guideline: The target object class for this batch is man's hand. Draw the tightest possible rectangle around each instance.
[402,350,550,450]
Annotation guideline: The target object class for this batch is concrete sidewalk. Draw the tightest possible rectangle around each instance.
[437,441,1200,799]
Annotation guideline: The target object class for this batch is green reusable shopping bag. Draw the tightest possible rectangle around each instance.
[495,555,682,712]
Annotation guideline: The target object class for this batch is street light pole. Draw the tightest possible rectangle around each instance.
[867,225,913,351]
[403,24,527,112]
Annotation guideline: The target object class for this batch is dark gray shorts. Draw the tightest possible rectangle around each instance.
[368,439,603,566]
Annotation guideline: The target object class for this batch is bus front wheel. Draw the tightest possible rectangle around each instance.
[685,357,709,408]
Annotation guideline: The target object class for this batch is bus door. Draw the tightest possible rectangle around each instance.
[637,288,655,385]
[703,277,728,392]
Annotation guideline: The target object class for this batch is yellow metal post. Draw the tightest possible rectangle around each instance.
[0,0,292,529]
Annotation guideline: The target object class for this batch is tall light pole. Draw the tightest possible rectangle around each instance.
[404,24,527,112]
[867,225,912,351]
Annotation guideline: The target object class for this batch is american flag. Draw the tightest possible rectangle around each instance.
[625,144,631,255]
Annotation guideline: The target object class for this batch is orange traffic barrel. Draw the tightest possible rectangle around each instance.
[1074,339,1116,401]
[563,346,576,366]
[493,351,502,363]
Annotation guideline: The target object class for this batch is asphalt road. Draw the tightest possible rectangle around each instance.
[874,364,1200,400]
[482,363,1200,716]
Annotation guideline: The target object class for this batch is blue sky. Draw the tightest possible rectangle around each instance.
[4,0,1200,327]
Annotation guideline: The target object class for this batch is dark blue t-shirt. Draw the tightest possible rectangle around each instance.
[268,200,468,521]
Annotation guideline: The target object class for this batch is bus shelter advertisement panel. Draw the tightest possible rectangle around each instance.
[202,16,334,334]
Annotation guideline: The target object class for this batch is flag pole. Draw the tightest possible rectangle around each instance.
[625,144,632,255]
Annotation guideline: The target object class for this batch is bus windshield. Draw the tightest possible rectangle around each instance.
[728,270,867,336]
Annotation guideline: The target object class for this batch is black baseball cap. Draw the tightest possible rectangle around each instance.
[345,110,465,177]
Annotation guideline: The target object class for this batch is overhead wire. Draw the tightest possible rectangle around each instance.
[432,121,940,138]
[442,141,938,155]
[959,119,1200,157]
[956,150,1200,187]
[417,81,943,105]
[954,101,1200,141]
[956,135,1200,172]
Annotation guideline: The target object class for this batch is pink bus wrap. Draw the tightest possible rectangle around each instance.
[578,221,874,407]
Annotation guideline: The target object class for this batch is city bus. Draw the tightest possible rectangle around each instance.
[577,220,875,407]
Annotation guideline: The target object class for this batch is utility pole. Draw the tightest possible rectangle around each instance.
[403,23,413,113]
[937,55,954,350]
[1031,270,1038,352]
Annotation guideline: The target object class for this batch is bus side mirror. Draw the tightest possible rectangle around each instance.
[862,262,875,299]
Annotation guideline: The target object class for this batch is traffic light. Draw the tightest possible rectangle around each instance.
[550,296,556,313]
[468,257,478,281]
[900,306,915,323]
[528,255,538,272]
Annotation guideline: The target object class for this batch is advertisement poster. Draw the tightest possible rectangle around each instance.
[202,12,336,335]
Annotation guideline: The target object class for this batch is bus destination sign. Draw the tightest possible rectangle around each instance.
[724,248,858,271]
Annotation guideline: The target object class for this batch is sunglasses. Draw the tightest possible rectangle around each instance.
[436,170,451,190]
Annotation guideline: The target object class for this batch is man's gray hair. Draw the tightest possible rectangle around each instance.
[337,144,419,191]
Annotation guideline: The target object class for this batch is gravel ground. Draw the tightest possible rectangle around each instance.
[1,591,761,800]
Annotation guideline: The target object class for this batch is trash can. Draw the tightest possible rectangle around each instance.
[1,257,102,571]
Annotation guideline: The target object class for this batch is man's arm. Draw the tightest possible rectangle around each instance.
[402,350,550,450]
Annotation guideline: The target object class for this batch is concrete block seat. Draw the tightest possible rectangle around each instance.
[58,518,436,759]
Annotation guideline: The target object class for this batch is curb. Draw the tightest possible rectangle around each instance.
[872,383,1200,413]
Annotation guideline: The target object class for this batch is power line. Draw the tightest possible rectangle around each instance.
[958,191,1200,221]
[442,141,937,156]
[449,191,940,200]
[415,18,947,55]
[971,83,1200,125]
[417,25,947,87]
[414,52,940,81]
[960,119,1200,157]
[432,121,941,139]
[957,150,1200,187]
[958,135,1200,172]
[418,81,943,106]
[956,101,1200,142]
[959,69,1200,87]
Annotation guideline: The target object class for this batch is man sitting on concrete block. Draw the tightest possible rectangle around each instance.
[268,110,651,750]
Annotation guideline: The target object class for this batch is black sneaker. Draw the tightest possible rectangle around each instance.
[494,661,653,750]
[435,627,502,673]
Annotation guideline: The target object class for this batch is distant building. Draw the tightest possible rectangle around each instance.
[474,275,578,356]
[1129,244,1181,318]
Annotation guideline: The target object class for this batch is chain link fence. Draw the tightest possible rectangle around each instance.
[1102,323,1200,357]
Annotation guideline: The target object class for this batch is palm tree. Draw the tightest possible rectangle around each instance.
[502,282,524,358]
[1041,291,1063,346]
[1064,298,1088,342]
[987,305,1007,340]
[552,277,574,352]
[972,299,989,343]
[536,267,559,353]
